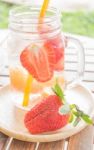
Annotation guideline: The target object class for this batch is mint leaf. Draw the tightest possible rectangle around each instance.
[52,81,65,103]
[72,111,79,117]
[81,114,93,125]
[70,104,76,110]
[59,104,70,115]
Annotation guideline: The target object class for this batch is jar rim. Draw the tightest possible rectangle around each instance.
[9,5,59,24]
[9,5,61,41]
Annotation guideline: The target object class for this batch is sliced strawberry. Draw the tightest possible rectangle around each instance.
[20,45,53,82]
[44,45,56,69]
[44,35,65,71]
[38,24,51,35]
[54,57,64,71]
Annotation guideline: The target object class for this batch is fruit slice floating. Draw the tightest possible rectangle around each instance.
[24,95,69,134]
[54,57,64,71]
[9,68,27,91]
[38,24,51,35]
[44,35,65,71]
[20,44,53,82]
[10,68,46,93]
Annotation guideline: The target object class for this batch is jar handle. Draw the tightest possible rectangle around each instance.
[65,36,85,89]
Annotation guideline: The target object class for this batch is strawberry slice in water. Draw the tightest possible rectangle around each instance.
[44,35,65,71]
[38,24,51,35]
[20,44,53,82]
[54,57,64,71]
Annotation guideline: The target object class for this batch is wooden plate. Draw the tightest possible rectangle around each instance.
[0,84,94,142]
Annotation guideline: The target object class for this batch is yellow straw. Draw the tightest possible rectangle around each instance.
[22,0,50,107]
[39,0,50,18]
[22,74,33,106]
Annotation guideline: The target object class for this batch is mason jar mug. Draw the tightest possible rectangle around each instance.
[7,6,85,106]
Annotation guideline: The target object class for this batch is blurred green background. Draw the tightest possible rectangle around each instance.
[0,1,94,37]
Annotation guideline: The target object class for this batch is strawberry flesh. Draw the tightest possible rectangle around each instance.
[44,35,64,71]
[20,45,53,82]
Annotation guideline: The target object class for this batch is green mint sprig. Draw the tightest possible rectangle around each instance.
[52,80,65,104]
[70,104,93,126]
[52,82,93,126]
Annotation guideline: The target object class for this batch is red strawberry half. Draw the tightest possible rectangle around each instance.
[24,95,70,134]
[20,44,53,82]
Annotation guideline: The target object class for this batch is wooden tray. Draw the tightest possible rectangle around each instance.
[0,84,94,142]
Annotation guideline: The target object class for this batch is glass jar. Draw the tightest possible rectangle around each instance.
[7,5,84,106]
